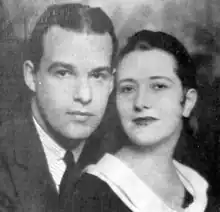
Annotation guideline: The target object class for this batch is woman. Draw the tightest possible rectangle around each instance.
[65,30,211,212]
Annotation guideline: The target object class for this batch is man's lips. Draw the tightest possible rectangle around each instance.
[66,111,94,121]
[132,116,158,126]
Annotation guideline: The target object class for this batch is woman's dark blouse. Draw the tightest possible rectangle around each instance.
[64,173,220,212]
[73,173,133,212]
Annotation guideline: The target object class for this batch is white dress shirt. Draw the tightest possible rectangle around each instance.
[85,153,208,212]
[33,117,85,191]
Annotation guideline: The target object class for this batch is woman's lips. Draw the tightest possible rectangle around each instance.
[132,117,158,126]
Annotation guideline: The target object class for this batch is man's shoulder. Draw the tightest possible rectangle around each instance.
[0,112,35,153]
[0,112,30,136]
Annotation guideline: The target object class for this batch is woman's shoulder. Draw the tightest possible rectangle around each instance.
[74,173,132,212]
[75,173,112,196]
[204,188,220,212]
[205,195,220,211]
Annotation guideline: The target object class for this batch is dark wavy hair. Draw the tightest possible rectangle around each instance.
[118,30,197,90]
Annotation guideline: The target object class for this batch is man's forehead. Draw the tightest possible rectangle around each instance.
[42,25,113,56]
[41,25,113,70]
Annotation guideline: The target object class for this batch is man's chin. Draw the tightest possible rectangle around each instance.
[51,123,99,146]
[55,130,92,150]
[63,127,95,141]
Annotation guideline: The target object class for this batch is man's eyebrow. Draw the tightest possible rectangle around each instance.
[47,62,75,72]
[150,76,174,83]
[90,66,112,74]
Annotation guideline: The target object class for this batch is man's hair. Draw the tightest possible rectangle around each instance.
[118,30,197,90]
[25,3,118,72]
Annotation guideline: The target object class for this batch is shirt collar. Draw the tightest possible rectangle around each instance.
[86,153,208,212]
[33,116,85,162]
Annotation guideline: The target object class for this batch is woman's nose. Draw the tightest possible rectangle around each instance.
[134,87,151,112]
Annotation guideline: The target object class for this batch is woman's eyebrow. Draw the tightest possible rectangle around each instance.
[149,76,174,83]
[118,78,136,84]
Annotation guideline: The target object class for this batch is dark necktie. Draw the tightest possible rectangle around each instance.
[59,150,80,211]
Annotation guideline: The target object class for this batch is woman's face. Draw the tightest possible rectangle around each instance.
[116,49,196,147]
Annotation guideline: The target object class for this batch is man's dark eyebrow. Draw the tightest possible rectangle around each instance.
[90,66,112,74]
[150,76,174,83]
[47,62,75,72]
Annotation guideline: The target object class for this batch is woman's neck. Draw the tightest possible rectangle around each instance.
[115,137,185,210]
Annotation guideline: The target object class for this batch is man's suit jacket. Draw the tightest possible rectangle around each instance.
[0,109,107,212]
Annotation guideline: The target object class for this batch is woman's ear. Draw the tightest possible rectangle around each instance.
[23,60,37,92]
[182,88,198,118]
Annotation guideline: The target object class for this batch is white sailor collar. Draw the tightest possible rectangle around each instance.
[85,153,208,212]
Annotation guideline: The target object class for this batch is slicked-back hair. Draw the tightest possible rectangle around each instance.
[25,3,118,72]
[118,30,197,90]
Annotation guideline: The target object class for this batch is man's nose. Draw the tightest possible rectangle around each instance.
[73,78,92,105]
[134,87,151,111]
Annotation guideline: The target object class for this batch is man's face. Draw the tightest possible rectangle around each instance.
[25,26,113,147]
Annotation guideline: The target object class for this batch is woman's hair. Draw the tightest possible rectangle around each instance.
[117,30,197,90]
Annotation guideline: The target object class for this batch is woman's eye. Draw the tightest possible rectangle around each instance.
[56,70,70,77]
[151,83,168,90]
[120,86,135,93]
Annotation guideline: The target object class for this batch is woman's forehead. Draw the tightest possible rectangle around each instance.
[117,49,178,80]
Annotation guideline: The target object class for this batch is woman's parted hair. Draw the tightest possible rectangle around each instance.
[118,30,197,90]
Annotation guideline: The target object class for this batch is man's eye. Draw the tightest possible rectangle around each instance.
[91,72,108,80]
[92,72,102,79]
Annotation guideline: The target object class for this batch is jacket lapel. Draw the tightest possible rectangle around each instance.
[10,113,59,212]
[8,109,111,211]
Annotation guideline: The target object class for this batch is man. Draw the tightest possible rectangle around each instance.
[0,3,118,212]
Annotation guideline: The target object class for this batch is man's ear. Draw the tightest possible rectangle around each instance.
[23,60,37,92]
[182,88,198,118]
